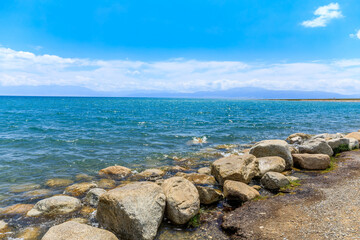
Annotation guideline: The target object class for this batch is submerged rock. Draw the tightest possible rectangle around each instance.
[85,188,107,207]
[42,221,118,240]
[197,167,211,175]
[75,173,94,181]
[211,154,259,185]
[64,182,97,197]
[96,179,116,189]
[27,196,81,217]
[249,140,293,169]
[196,186,223,204]
[257,156,286,177]
[223,180,260,202]
[162,177,200,225]
[175,172,216,185]
[22,189,52,199]
[9,183,41,193]
[298,139,333,156]
[0,204,34,216]
[261,172,290,190]
[97,182,165,240]
[45,178,74,188]
[16,227,41,240]
[98,165,132,179]
[292,153,330,170]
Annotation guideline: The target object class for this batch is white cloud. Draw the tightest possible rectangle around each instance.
[302,3,342,28]
[350,30,360,39]
[1,47,360,95]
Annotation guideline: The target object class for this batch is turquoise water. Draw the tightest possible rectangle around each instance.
[0,97,359,206]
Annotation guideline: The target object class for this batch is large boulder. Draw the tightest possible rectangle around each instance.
[99,166,132,179]
[223,180,260,202]
[162,177,200,225]
[85,188,107,207]
[249,140,293,169]
[97,182,165,240]
[345,132,360,142]
[298,139,333,156]
[312,133,344,140]
[257,156,286,177]
[327,138,350,150]
[286,133,311,144]
[211,154,259,185]
[64,182,97,197]
[292,153,330,170]
[27,196,81,217]
[196,186,223,204]
[42,221,118,240]
[260,172,290,190]
[348,138,360,150]
[175,172,216,185]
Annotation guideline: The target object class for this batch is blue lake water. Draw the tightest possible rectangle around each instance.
[0,97,359,206]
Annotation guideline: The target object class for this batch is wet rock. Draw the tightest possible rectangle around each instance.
[64,182,97,197]
[9,183,41,193]
[211,154,259,185]
[257,156,286,177]
[80,206,96,217]
[27,195,81,217]
[298,139,333,156]
[261,172,290,190]
[68,217,89,224]
[0,204,34,216]
[175,172,216,185]
[22,189,52,199]
[75,173,94,181]
[223,180,260,202]
[292,153,330,170]
[196,186,223,204]
[45,178,74,188]
[345,132,360,142]
[286,133,311,144]
[197,167,211,175]
[96,179,116,189]
[132,169,165,181]
[252,185,262,191]
[99,165,132,179]
[85,188,107,207]
[0,220,9,237]
[42,221,118,240]
[162,177,200,225]
[97,182,165,240]
[169,165,187,172]
[250,140,293,169]
[16,227,41,240]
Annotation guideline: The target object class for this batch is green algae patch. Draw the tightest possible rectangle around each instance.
[321,157,338,174]
[333,144,350,155]
[279,180,301,192]
[187,214,201,228]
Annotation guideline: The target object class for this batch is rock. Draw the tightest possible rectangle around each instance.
[196,186,223,204]
[197,167,211,175]
[286,133,311,144]
[80,206,96,217]
[16,227,41,240]
[162,177,200,225]
[298,139,333,156]
[76,174,94,181]
[348,138,360,150]
[211,154,259,185]
[0,220,9,234]
[42,221,118,240]
[22,189,52,199]
[260,172,290,190]
[0,204,34,216]
[99,165,132,179]
[257,156,286,177]
[9,183,41,193]
[96,179,116,189]
[252,185,261,191]
[68,218,89,224]
[169,166,187,172]
[223,180,260,202]
[292,153,330,170]
[46,178,74,188]
[64,182,97,197]
[345,132,360,141]
[287,176,299,182]
[312,133,344,140]
[175,172,216,185]
[249,140,293,169]
[289,146,299,154]
[85,188,107,207]
[27,196,81,217]
[327,138,350,151]
[132,169,165,181]
[97,182,165,240]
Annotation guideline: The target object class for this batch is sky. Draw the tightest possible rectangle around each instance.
[0,0,360,95]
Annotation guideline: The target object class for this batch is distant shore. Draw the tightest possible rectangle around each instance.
[270,99,360,102]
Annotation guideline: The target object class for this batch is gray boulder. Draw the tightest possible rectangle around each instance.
[348,138,360,150]
[27,196,81,217]
[298,139,333,156]
[223,180,260,202]
[249,140,293,169]
[85,188,107,207]
[312,133,344,140]
[196,186,223,204]
[293,153,330,170]
[211,154,259,185]
[97,182,165,240]
[42,221,118,240]
[162,177,200,225]
[261,172,290,190]
[257,156,286,177]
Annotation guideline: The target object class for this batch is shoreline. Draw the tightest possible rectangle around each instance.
[269,98,360,102]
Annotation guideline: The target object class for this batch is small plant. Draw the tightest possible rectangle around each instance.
[188,214,200,228]
[279,180,301,192]
[253,195,269,201]
[333,144,350,155]
[322,156,338,173]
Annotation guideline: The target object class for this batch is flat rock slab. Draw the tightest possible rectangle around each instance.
[293,153,330,170]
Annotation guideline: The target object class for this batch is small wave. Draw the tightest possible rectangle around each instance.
[188,136,208,145]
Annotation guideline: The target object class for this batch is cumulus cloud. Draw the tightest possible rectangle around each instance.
[350,30,360,39]
[1,47,360,95]
[302,3,342,28]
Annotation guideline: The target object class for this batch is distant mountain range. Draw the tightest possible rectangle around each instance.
[0,85,359,99]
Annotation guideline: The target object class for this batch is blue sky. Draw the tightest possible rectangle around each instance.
[0,1,360,95]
